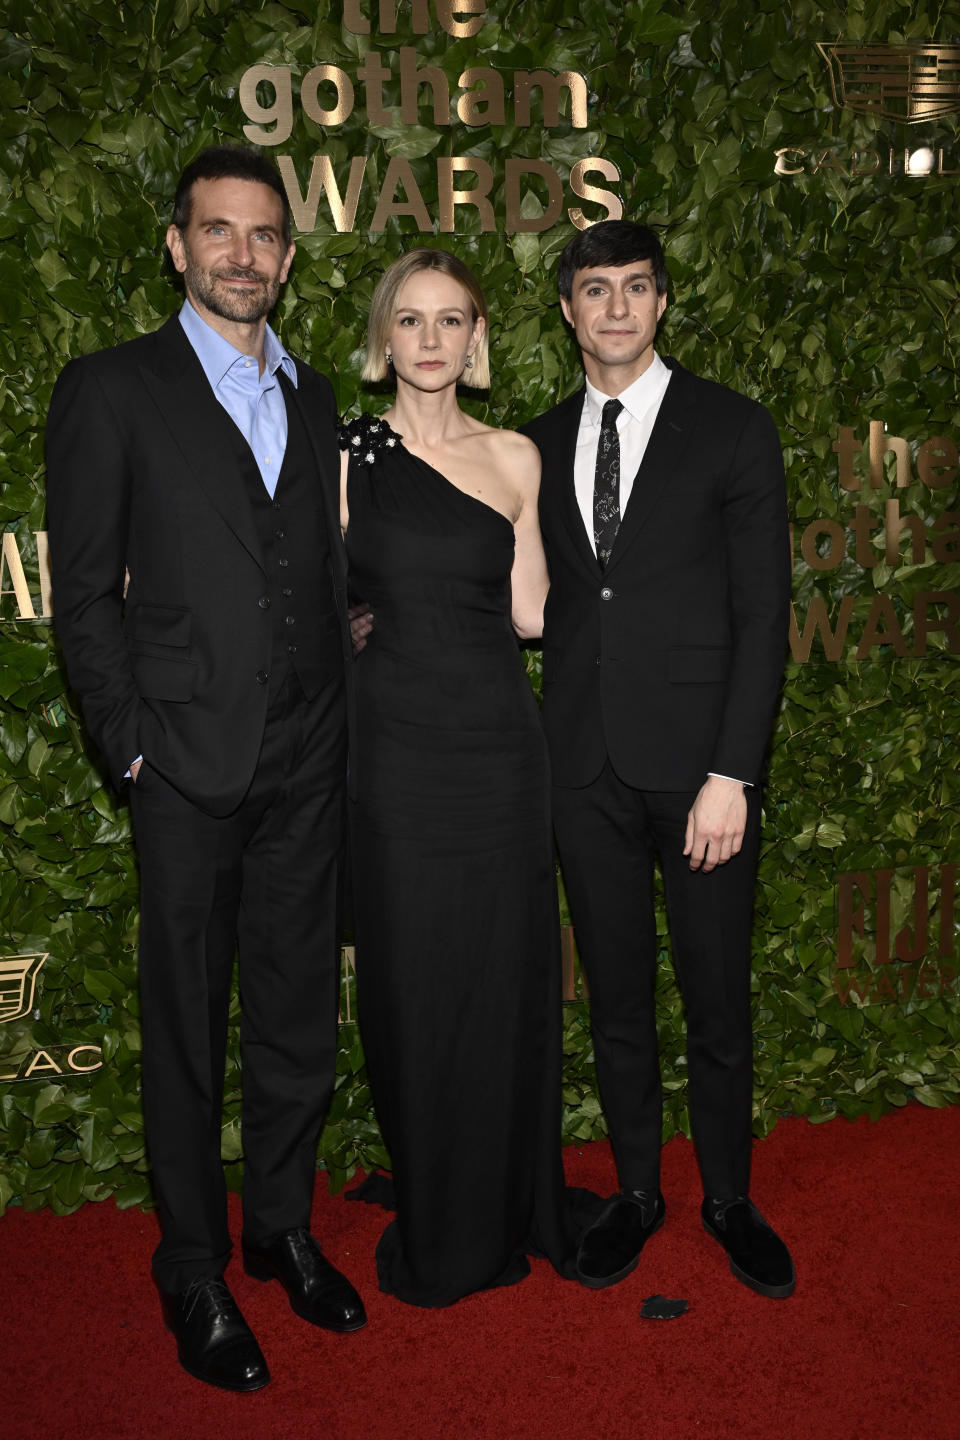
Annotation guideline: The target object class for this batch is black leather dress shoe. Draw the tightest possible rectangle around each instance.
[576,1189,666,1289]
[159,1276,269,1392]
[701,1196,796,1298]
[243,1228,367,1332]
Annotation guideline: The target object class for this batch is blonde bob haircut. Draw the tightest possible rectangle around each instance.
[362,248,490,389]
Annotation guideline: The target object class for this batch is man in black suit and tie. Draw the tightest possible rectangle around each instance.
[521,221,795,1298]
[46,146,365,1392]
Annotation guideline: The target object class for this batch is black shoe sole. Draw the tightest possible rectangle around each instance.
[701,1216,796,1299]
[575,1208,666,1290]
[243,1256,369,1332]
[176,1354,271,1392]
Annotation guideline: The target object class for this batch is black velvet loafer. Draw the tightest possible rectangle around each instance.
[576,1189,666,1289]
[701,1196,796,1298]
[159,1276,269,1392]
[243,1227,367,1332]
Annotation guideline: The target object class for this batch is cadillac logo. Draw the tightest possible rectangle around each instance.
[0,953,48,1024]
[817,43,960,123]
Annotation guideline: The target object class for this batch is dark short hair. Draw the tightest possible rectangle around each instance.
[557,220,668,299]
[172,145,291,246]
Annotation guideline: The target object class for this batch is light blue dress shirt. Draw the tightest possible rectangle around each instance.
[179,299,298,498]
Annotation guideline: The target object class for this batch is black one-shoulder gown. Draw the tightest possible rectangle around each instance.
[343,415,580,1306]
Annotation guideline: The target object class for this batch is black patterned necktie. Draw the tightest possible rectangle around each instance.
[593,397,623,568]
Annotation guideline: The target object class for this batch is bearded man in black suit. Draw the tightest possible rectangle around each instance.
[521,221,795,1298]
[46,146,365,1392]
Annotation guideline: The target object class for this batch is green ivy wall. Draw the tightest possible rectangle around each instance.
[1,0,958,1216]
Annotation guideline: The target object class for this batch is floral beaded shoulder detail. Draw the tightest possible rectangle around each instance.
[337,413,403,465]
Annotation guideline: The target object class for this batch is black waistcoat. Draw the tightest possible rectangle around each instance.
[233,374,343,703]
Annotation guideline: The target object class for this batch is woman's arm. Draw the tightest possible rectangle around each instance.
[507,435,549,641]
[339,448,350,537]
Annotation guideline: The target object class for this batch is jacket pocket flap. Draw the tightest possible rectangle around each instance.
[128,604,191,647]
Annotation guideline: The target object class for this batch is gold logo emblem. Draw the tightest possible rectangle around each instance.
[817,42,960,123]
[0,953,48,1024]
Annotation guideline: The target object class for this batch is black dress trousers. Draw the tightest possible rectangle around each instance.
[130,670,346,1292]
[551,765,761,1201]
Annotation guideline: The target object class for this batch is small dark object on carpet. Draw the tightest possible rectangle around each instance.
[640,1293,689,1319]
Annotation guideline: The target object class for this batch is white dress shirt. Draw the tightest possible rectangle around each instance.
[573,352,672,548]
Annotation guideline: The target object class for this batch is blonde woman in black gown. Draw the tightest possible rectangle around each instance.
[340,249,582,1306]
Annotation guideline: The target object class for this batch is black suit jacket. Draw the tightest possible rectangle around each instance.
[521,358,790,791]
[45,316,349,817]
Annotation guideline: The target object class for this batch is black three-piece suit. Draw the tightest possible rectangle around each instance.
[46,316,351,1289]
[523,358,790,1199]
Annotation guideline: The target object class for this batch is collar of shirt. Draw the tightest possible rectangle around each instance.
[582,351,670,433]
[178,300,297,394]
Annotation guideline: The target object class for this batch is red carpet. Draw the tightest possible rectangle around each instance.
[2,1106,958,1440]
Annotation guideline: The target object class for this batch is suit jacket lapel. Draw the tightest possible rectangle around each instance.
[606,359,696,575]
[280,366,347,589]
[140,317,265,571]
[542,388,601,577]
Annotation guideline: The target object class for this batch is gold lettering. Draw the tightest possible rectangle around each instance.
[788,595,855,663]
[456,67,505,126]
[278,155,368,234]
[852,504,882,567]
[339,946,356,1023]
[568,159,623,229]
[513,70,587,128]
[437,157,495,231]
[400,46,449,124]
[884,499,926,566]
[358,52,393,125]
[799,517,846,571]
[370,157,432,231]
[343,0,370,32]
[373,0,431,32]
[23,1049,62,1078]
[833,425,861,491]
[932,514,960,564]
[239,64,293,146]
[0,530,37,619]
[505,159,563,232]
[35,531,52,617]
[913,590,960,656]
[812,148,846,175]
[560,925,589,1000]
[854,594,907,659]
[66,1045,103,1074]
[917,435,957,489]
[302,65,355,127]
[850,149,881,174]
[774,147,806,176]
[869,419,910,488]
[437,0,486,39]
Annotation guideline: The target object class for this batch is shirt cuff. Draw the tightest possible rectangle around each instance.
[707,771,752,787]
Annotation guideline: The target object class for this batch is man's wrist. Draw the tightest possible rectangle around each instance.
[707,771,751,788]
